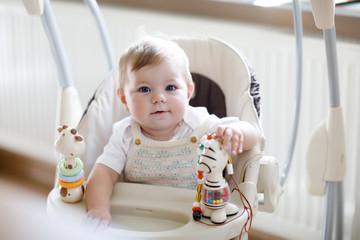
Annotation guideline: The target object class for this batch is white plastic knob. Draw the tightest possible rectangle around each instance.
[309,0,335,29]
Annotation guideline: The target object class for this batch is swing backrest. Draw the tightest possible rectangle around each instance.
[77,35,265,206]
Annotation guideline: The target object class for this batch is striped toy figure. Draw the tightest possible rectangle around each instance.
[193,133,238,224]
[55,125,85,203]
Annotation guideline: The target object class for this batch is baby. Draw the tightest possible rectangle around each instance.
[85,36,258,226]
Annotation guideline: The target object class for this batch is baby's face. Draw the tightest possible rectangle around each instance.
[121,59,193,139]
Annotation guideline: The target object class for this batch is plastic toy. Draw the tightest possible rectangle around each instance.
[55,125,85,203]
[193,133,238,224]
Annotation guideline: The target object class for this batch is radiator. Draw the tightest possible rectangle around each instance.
[0,3,58,160]
[247,36,360,239]
[1,1,359,239]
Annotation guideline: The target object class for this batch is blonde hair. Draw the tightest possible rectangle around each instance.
[119,36,193,90]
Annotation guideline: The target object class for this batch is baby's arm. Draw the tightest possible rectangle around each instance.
[85,163,119,226]
[216,121,258,155]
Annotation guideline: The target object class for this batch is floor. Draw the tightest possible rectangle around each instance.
[0,171,50,203]
[0,171,50,239]
[0,170,115,240]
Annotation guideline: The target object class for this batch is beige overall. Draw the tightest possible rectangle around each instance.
[125,117,218,189]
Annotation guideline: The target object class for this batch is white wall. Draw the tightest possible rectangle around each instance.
[1,1,360,239]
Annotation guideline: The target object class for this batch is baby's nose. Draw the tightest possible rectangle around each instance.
[152,91,166,103]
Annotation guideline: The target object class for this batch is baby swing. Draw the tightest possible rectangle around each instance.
[21,0,345,239]
[46,32,272,240]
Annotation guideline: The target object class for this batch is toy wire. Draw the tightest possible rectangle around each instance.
[230,175,253,238]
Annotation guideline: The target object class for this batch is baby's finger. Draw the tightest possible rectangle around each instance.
[97,219,111,231]
[235,130,244,154]
[82,213,93,226]
[85,215,101,229]
[230,135,240,155]
[222,128,233,150]
[216,125,226,138]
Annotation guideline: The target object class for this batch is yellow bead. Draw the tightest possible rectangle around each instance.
[134,139,141,145]
[196,193,201,202]
[190,136,197,143]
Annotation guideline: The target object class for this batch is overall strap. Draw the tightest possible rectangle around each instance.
[130,114,219,145]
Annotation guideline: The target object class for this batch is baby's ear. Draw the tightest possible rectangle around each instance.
[187,84,194,100]
[117,88,129,111]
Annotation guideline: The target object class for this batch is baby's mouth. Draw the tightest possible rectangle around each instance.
[152,110,168,115]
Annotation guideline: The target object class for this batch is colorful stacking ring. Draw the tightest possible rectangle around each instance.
[58,158,83,176]
[58,176,85,189]
[58,170,84,183]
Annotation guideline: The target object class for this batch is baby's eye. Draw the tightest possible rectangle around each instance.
[165,85,176,91]
[139,87,150,93]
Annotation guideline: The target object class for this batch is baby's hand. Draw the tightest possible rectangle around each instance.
[216,123,244,155]
[83,208,112,230]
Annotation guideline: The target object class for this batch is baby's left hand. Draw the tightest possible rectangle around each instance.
[216,123,244,155]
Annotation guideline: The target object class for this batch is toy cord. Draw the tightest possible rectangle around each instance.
[231,175,253,239]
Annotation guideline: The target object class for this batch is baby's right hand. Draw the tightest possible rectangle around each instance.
[84,208,112,230]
